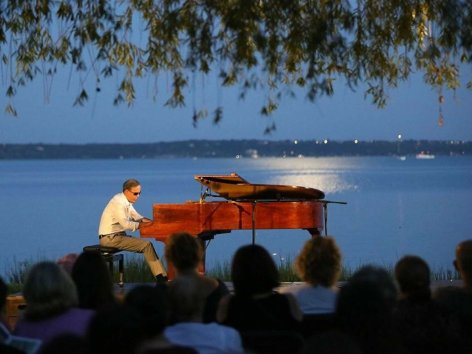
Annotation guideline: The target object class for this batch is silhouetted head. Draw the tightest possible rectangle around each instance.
[165,232,203,272]
[454,239,472,288]
[23,261,78,320]
[395,255,431,300]
[295,235,342,287]
[231,244,279,297]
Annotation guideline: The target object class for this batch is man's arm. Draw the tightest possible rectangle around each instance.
[138,217,152,228]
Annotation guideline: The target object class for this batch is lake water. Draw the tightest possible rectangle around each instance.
[1,156,471,279]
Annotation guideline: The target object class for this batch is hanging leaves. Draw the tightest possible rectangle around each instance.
[0,0,470,131]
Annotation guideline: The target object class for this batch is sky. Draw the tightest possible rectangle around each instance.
[0,64,471,144]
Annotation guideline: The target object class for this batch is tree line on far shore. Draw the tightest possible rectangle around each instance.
[0,139,470,159]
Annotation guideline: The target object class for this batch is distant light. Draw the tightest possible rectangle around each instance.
[397,134,402,140]
[293,140,298,144]
[354,139,359,144]
[323,139,328,144]
[235,154,240,159]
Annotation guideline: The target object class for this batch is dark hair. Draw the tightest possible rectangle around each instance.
[165,232,203,271]
[124,285,170,337]
[395,255,431,299]
[122,179,140,192]
[231,244,279,297]
[0,276,7,310]
[336,265,397,329]
[71,252,115,310]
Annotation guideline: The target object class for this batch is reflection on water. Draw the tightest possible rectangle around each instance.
[247,157,360,194]
[269,174,357,194]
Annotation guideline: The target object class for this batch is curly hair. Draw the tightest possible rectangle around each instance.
[295,236,342,287]
[165,232,203,271]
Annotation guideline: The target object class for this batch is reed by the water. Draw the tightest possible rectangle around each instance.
[3,255,460,294]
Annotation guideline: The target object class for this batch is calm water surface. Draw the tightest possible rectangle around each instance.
[1,156,471,278]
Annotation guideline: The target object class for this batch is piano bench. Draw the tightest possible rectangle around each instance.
[83,245,124,287]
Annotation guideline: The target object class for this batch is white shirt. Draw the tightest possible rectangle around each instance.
[98,192,143,235]
[280,282,338,315]
[164,322,244,354]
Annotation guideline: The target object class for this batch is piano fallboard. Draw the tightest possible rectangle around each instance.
[140,200,324,242]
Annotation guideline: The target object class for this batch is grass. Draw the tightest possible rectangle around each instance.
[3,256,461,294]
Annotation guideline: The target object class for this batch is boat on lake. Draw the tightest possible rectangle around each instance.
[416,151,435,159]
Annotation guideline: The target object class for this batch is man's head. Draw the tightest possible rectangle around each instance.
[123,179,141,203]
[454,239,472,288]
[395,255,431,299]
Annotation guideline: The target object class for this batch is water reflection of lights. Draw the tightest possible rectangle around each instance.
[240,157,360,194]
[269,174,357,194]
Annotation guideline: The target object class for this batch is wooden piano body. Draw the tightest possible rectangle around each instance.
[140,173,326,278]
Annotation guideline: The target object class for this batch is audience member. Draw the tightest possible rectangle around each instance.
[0,276,11,331]
[434,239,472,350]
[393,255,458,354]
[163,275,243,354]
[217,244,302,332]
[71,251,117,310]
[335,265,404,354]
[1,276,26,354]
[124,285,171,341]
[130,285,197,353]
[87,303,146,354]
[281,235,341,314]
[165,232,229,323]
[13,261,94,350]
[453,239,472,290]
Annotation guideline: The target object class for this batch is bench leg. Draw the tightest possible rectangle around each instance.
[118,257,124,288]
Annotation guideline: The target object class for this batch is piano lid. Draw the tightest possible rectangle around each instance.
[195,173,325,201]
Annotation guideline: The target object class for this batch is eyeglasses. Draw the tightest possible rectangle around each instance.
[129,191,141,196]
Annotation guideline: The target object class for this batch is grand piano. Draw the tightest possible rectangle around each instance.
[140,173,331,278]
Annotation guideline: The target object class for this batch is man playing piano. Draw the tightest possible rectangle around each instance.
[98,179,168,284]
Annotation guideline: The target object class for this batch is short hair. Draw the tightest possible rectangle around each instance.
[122,179,140,192]
[23,261,78,320]
[295,236,342,287]
[167,274,206,322]
[124,284,170,336]
[336,265,397,332]
[395,255,431,297]
[165,232,203,271]
[71,251,115,310]
[231,244,279,297]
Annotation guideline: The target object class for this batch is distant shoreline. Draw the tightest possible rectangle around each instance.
[1,139,471,159]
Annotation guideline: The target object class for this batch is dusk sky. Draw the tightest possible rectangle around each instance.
[1,65,470,144]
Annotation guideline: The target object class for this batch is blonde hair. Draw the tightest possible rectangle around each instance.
[295,236,342,287]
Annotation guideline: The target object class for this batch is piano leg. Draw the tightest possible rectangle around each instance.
[306,228,321,237]
[197,237,206,275]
